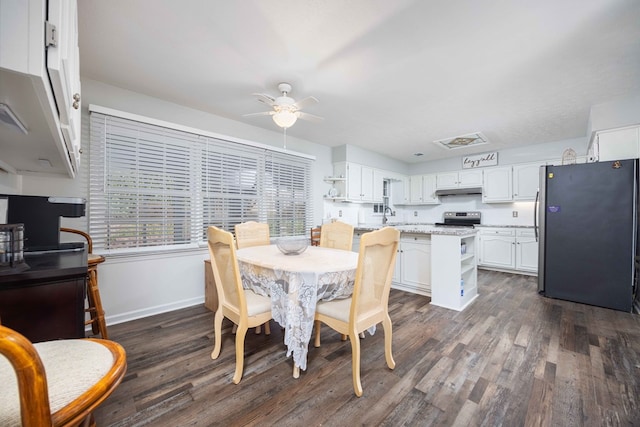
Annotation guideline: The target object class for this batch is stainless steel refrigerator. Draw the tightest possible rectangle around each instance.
[536,159,638,312]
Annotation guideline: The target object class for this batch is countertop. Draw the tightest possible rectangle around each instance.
[356,223,478,236]
[355,222,534,236]
[0,247,88,288]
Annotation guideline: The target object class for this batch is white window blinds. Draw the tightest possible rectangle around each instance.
[89,111,313,252]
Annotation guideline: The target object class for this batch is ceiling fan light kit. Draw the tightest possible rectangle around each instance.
[245,82,323,129]
[273,109,298,128]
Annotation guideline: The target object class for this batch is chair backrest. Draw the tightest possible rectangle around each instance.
[208,226,246,315]
[320,221,354,251]
[350,227,400,324]
[0,325,126,427]
[310,226,321,246]
[234,221,270,249]
[60,227,93,253]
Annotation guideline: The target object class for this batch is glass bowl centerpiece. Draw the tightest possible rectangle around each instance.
[276,236,309,255]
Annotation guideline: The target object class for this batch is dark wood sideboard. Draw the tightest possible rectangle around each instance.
[0,248,88,342]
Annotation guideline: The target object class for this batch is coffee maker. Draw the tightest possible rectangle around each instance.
[0,195,86,252]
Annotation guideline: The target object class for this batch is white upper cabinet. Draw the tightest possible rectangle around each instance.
[591,126,640,162]
[482,167,512,203]
[482,162,542,203]
[436,169,483,189]
[408,174,439,205]
[512,162,541,201]
[336,162,384,203]
[0,0,80,176]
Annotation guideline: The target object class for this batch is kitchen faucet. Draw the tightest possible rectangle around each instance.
[382,206,393,224]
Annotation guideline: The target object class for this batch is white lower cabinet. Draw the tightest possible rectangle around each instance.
[478,227,538,275]
[397,234,431,296]
[515,229,538,272]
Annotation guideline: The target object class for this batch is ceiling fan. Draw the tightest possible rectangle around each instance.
[244,83,324,129]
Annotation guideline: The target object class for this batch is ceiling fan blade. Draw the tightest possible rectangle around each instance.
[297,112,324,123]
[292,96,319,110]
[243,111,274,117]
[252,93,276,106]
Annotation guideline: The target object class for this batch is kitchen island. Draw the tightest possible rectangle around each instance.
[355,224,478,311]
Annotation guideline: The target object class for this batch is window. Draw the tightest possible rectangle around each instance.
[89,109,313,252]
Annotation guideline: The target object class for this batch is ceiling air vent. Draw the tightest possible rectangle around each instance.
[434,132,488,150]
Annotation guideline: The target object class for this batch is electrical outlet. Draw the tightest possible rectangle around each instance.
[339,210,342,217]
[512,211,518,217]
[414,211,418,217]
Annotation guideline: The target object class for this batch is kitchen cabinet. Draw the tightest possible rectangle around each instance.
[0,0,81,177]
[478,227,538,275]
[334,162,384,203]
[478,228,515,269]
[390,176,410,205]
[482,167,513,203]
[392,234,431,296]
[513,162,541,201]
[515,229,538,272]
[436,169,483,190]
[431,233,478,311]
[409,174,440,204]
[590,126,640,162]
[482,162,541,203]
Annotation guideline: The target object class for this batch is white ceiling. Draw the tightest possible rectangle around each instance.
[77,0,640,164]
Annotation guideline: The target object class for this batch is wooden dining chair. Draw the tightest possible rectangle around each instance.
[234,221,270,249]
[233,221,271,335]
[313,226,400,397]
[0,324,127,427]
[60,227,109,339]
[319,221,354,251]
[310,226,321,246]
[208,226,273,384]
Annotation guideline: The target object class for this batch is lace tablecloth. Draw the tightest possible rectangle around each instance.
[237,245,358,371]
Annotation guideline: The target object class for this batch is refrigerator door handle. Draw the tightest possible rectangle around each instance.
[534,190,539,242]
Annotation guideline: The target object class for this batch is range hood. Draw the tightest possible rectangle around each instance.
[435,187,483,196]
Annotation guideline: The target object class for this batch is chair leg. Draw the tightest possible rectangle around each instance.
[255,325,261,334]
[314,320,321,347]
[86,267,108,339]
[264,321,271,335]
[349,330,363,397]
[211,311,224,359]
[382,314,395,370]
[233,325,248,384]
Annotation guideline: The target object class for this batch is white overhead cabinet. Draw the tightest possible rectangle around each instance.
[333,162,384,203]
[0,0,81,176]
[390,176,410,205]
[409,174,440,204]
[590,126,640,162]
[512,163,541,200]
[482,162,541,203]
[482,167,512,203]
[436,169,483,190]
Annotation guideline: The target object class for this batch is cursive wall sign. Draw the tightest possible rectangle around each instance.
[462,152,498,169]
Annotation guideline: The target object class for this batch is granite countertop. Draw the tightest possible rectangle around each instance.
[356,222,534,236]
[356,223,478,236]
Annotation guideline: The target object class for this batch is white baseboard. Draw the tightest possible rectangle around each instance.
[99,296,206,327]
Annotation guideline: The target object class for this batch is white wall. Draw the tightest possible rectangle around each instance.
[588,92,640,138]
[16,79,335,326]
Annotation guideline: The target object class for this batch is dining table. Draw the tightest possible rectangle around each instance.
[236,244,358,377]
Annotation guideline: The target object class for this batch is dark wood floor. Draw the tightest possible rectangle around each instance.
[93,271,640,426]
